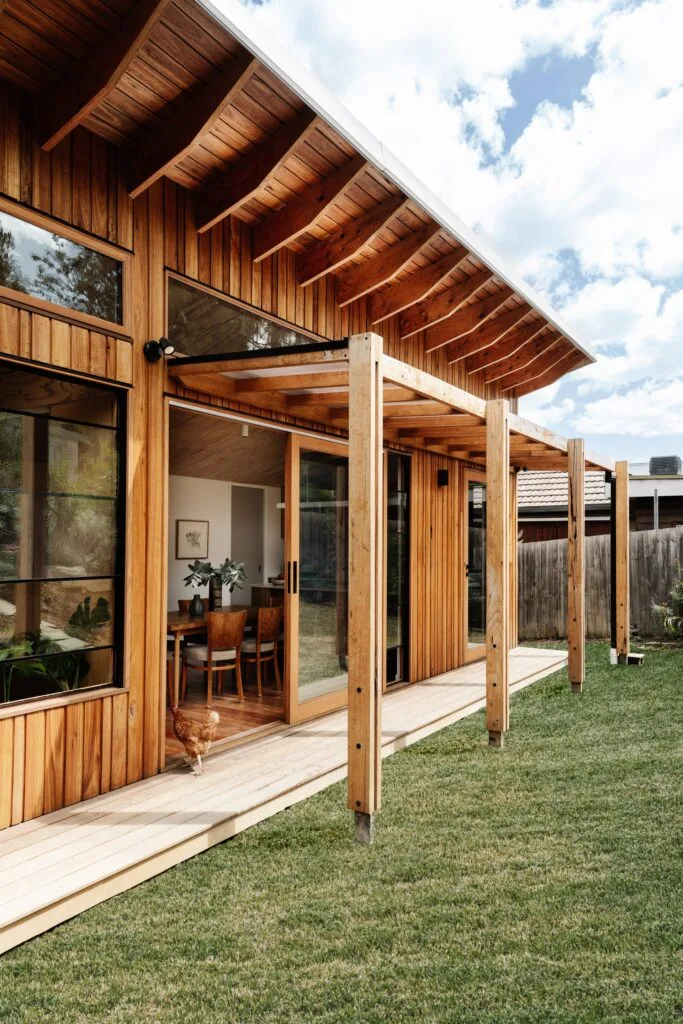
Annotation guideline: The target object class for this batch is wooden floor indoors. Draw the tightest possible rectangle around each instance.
[165,666,284,761]
[0,647,567,955]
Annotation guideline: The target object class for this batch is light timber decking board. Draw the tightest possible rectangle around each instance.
[0,647,566,954]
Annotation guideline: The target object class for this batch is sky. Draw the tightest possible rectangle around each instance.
[230,0,683,464]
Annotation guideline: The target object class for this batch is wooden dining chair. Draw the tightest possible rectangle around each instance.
[241,606,283,697]
[181,609,248,705]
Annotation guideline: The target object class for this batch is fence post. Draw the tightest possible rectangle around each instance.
[567,439,586,692]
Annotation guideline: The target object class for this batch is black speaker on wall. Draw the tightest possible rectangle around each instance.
[437,469,449,487]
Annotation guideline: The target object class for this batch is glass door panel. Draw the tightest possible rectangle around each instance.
[465,474,487,659]
[386,453,410,686]
[285,435,349,723]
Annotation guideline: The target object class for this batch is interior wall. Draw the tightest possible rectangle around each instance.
[167,476,283,610]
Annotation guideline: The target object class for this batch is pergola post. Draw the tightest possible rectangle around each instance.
[347,332,384,843]
[567,439,586,692]
[486,399,510,747]
[615,459,630,664]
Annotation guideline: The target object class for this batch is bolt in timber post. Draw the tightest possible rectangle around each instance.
[347,333,384,844]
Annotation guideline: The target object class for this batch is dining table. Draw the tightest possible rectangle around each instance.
[166,604,257,706]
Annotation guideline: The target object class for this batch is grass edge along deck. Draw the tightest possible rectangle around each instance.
[0,648,566,955]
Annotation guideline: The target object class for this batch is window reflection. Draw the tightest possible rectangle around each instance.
[168,277,315,358]
[0,365,122,706]
[0,211,122,324]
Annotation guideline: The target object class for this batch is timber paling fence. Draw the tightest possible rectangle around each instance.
[518,525,683,640]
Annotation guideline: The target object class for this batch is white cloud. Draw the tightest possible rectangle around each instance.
[575,379,683,436]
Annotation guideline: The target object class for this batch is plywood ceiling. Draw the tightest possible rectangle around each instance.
[169,408,285,486]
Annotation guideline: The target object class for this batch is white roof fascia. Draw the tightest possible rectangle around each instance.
[197,0,595,364]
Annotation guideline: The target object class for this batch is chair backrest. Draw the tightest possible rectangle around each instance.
[258,605,283,644]
[207,609,247,652]
[178,597,209,613]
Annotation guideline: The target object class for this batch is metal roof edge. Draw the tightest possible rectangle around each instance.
[197,0,596,366]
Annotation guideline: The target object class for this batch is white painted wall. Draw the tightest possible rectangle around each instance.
[167,475,283,612]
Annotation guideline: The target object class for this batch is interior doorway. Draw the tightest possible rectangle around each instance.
[463,469,487,662]
[230,485,264,592]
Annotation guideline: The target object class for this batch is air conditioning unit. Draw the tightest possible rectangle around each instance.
[649,455,682,476]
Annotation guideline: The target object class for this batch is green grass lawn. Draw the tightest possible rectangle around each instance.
[1,642,682,1023]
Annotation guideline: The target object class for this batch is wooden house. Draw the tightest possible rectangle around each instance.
[0,0,632,948]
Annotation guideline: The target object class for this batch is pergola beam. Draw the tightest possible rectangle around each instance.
[399,267,493,340]
[39,0,173,151]
[337,220,442,307]
[297,194,406,286]
[443,303,531,363]
[567,439,586,692]
[369,245,469,324]
[196,109,319,233]
[253,155,368,262]
[128,51,259,198]
[381,355,487,418]
[347,332,384,844]
[427,287,514,353]
[486,399,510,747]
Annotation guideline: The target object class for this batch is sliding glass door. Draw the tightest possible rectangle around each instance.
[463,470,487,662]
[285,435,349,723]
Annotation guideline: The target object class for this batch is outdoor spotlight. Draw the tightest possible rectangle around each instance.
[143,337,175,363]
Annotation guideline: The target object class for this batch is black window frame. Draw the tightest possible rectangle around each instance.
[0,361,127,709]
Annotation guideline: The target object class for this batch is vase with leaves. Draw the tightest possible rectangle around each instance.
[183,558,247,613]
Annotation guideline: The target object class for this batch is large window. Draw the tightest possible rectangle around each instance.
[0,365,124,706]
[168,276,315,358]
[0,208,123,325]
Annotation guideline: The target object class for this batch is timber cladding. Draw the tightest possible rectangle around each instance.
[0,82,516,828]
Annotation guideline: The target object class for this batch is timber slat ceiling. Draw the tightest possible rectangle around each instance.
[0,0,594,396]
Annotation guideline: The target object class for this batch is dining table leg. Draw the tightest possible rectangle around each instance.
[173,633,182,706]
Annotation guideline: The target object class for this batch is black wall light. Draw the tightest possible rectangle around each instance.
[143,337,175,363]
[437,468,449,487]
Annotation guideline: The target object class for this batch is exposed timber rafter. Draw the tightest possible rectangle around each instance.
[399,267,494,340]
[127,51,259,199]
[337,220,442,307]
[495,339,568,392]
[508,349,588,397]
[253,154,368,262]
[297,194,407,286]
[39,0,173,151]
[369,245,469,324]
[444,303,531,363]
[426,286,514,354]
[196,109,319,233]
[464,319,546,375]
[485,329,559,383]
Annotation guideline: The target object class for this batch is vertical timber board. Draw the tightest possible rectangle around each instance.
[143,181,166,777]
[509,470,518,650]
[486,400,510,738]
[347,333,383,816]
[125,193,150,784]
[616,460,630,659]
[567,439,586,687]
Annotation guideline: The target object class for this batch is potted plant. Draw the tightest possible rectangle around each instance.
[183,557,247,614]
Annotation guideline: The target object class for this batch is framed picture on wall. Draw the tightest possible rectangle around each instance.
[176,519,209,560]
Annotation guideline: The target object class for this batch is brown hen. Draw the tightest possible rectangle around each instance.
[170,705,219,774]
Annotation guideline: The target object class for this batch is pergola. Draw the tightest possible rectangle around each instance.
[169,334,630,843]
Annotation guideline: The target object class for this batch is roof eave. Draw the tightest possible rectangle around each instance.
[198,0,596,367]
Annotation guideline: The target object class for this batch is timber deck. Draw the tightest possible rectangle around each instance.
[0,647,566,955]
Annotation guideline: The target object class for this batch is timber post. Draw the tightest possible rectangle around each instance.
[347,332,384,842]
[615,460,630,664]
[567,439,586,692]
[486,399,510,747]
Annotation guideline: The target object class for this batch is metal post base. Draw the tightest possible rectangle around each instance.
[571,681,583,694]
[353,811,375,845]
[488,730,504,748]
